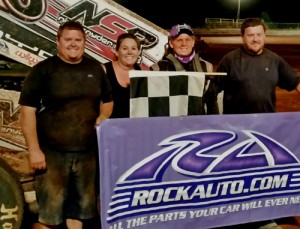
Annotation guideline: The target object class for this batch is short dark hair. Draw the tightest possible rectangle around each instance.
[57,20,86,40]
[115,33,141,51]
[241,18,267,35]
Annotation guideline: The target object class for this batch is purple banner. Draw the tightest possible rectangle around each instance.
[96,112,300,229]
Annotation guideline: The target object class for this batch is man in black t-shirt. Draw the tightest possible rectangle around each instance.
[19,20,113,229]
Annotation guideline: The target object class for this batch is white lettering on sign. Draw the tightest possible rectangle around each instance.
[0,204,18,221]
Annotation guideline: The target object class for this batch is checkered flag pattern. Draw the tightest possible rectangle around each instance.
[129,70,206,118]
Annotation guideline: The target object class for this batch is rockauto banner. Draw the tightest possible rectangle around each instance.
[96,112,300,229]
[0,0,167,68]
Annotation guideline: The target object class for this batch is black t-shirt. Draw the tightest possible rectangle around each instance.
[105,61,140,118]
[19,55,113,151]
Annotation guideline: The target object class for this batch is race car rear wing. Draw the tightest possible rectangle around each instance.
[0,0,168,69]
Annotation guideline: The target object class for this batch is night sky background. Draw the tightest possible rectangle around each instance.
[114,0,300,29]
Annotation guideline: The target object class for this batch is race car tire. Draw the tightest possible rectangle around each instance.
[0,157,24,229]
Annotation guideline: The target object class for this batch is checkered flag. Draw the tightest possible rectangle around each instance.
[129,70,206,118]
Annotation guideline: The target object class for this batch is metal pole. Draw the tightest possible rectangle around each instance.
[236,0,241,22]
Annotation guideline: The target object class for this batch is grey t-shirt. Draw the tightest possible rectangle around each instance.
[216,47,300,114]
